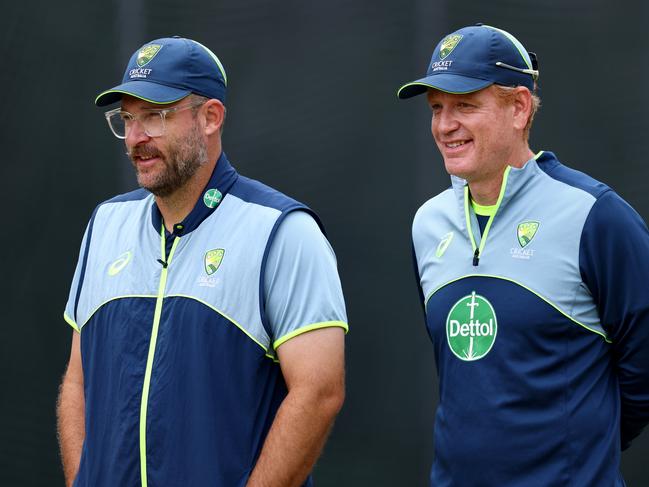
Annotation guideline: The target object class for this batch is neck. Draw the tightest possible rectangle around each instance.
[468,147,534,206]
[156,146,221,232]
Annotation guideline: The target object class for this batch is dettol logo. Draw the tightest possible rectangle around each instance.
[446,291,497,361]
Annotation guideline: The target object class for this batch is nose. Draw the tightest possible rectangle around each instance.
[125,118,151,147]
[433,108,460,136]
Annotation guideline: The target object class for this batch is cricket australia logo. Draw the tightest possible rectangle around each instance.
[439,34,463,60]
[136,44,162,67]
[446,291,497,361]
[517,221,539,248]
[204,249,225,275]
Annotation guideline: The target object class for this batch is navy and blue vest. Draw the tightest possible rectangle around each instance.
[65,154,319,487]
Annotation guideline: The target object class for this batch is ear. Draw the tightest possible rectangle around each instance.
[511,87,533,131]
[202,99,225,136]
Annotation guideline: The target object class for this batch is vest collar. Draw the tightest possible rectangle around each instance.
[150,151,239,236]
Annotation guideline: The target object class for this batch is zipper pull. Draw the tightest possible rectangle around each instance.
[473,248,480,267]
[157,258,168,268]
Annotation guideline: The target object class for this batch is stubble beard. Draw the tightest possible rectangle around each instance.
[128,124,208,197]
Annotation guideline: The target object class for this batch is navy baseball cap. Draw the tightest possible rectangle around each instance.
[397,24,538,99]
[95,36,228,106]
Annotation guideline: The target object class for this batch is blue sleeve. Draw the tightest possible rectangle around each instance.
[263,210,348,350]
[579,190,649,450]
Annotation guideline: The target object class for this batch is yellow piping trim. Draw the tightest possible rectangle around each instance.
[478,166,511,255]
[95,89,187,106]
[534,150,544,159]
[397,81,490,98]
[463,186,477,253]
[424,273,611,343]
[139,229,180,487]
[63,312,80,333]
[273,321,349,350]
[483,25,533,69]
[76,295,159,329]
[165,294,269,353]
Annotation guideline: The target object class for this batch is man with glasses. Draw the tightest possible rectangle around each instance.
[398,24,649,485]
[57,37,348,487]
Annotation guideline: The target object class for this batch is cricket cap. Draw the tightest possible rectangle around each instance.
[95,36,227,106]
[397,24,538,99]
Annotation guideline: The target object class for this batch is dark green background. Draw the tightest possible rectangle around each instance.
[2,0,647,484]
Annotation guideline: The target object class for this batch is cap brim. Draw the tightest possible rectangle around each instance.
[397,74,494,99]
[95,80,191,106]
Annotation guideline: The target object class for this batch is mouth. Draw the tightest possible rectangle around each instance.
[442,139,473,154]
[128,146,163,168]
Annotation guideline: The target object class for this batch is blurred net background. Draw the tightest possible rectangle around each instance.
[1,0,647,485]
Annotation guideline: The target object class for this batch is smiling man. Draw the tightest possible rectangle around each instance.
[398,24,649,486]
[57,37,348,487]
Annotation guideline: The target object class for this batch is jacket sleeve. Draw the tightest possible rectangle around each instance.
[579,189,649,450]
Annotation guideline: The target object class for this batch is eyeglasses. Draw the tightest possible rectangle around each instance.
[104,100,205,139]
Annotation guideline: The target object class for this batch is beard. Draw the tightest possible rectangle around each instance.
[127,124,208,197]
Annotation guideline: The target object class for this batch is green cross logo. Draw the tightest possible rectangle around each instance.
[446,291,497,361]
[136,44,162,67]
[203,188,223,209]
[108,251,132,276]
[204,249,225,275]
[517,221,539,248]
[439,34,463,60]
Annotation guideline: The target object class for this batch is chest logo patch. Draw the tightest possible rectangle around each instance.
[204,249,225,275]
[436,231,454,258]
[203,188,223,209]
[517,221,539,248]
[108,251,132,276]
[446,291,497,361]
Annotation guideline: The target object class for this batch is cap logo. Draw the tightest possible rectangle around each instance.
[136,44,162,67]
[439,34,463,60]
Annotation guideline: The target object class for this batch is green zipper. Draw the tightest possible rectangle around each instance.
[139,226,180,487]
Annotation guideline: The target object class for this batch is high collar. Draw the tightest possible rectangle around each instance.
[150,151,239,236]
[450,151,555,212]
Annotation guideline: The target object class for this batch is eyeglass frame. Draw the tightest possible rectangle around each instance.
[104,99,207,139]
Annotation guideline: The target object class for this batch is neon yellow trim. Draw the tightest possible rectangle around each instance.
[424,274,611,342]
[63,312,80,332]
[191,40,228,86]
[471,200,496,216]
[483,25,532,69]
[463,186,477,253]
[397,81,489,98]
[478,166,511,256]
[166,294,269,353]
[534,150,544,160]
[95,90,188,106]
[139,230,180,487]
[78,295,158,329]
[273,321,349,350]
[464,166,511,257]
